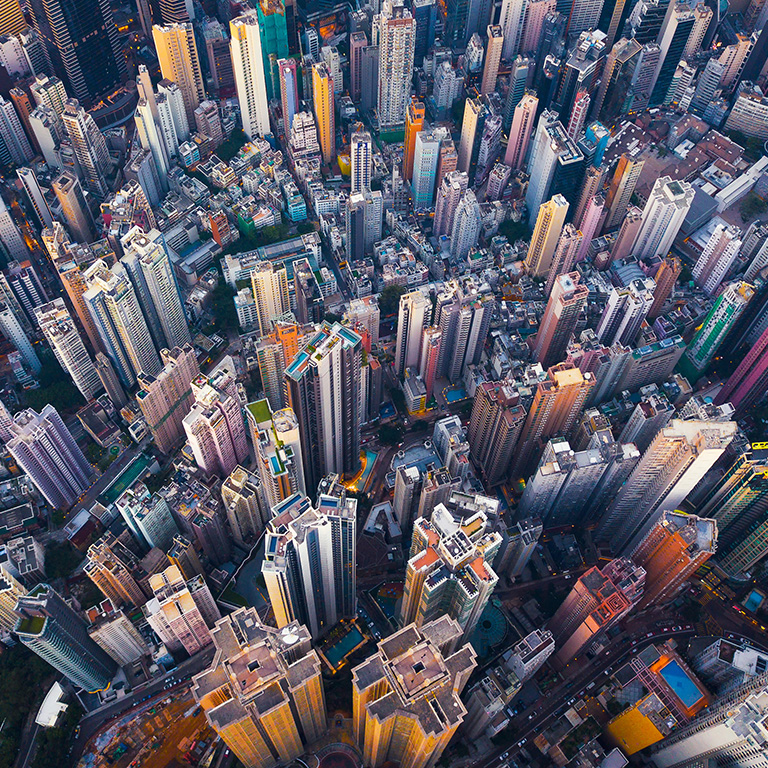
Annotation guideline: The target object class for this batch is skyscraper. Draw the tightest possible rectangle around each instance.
[0,0,26,36]
[525,194,569,277]
[481,25,503,94]
[221,466,268,545]
[434,171,469,237]
[193,608,326,768]
[15,584,117,691]
[598,419,738,553]
[60,101,110,198]
[0,96,33,165]
[499,0,526,59]
[83,260,161,387]
[632,177,694,259]
[350,31,367,103]
[403,99,425,180]
[412,128,444,209]
[504,92,538,169]
[285,323,362,491]
[352,618,476,768]
[277,58,298,132]
[548,559,645,665]
[153,23,205,124]
[544,224,583,297]
[250,261,290,336]
[183,367,250,478]
[263,491,357,639]
[350,126,372,193]
[502,56,530,131]
[51,171,96,243]
[693,224,743,296]
[603,151,644,231]
[400,503,500,640]
[595,279,656,348]
[85,534,147,607]
[114,483,179,551]
[0,196,27,261]
[648,255,682,319]
[395,290,429,379]
[230,11,270,139]
[137,344,199,453]
[630,511,716,610]
[17,168,53,229]
[256,0,289,101]
[374,0,415,130]
[450,190,481,259]
[86,602,149,666]
[457,97,482,174]
[312,61,335,164]
[247,398,305,508]
[6,406,93,509]
[40,0,126,104]
[650,5,695,106]
[533,272,589,368]
[35,299,100,400]
[511,364,595,478]
[683,281,756,377]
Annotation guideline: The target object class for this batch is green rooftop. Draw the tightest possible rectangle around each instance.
[16,615,45,635]
[247,399,272,425]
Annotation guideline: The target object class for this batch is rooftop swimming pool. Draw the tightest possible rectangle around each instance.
[659,659,704,709]
[323,625,366,668]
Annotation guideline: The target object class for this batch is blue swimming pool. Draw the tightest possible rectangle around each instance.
[659,659,704,708]
[745,589,764,613]
[324,626,365,668]
[444,387,468,403]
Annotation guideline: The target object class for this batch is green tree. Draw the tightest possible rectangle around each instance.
[211,280,238,333]
[45,541,83,580]
[498,219,530,244]
[378,286,405,317]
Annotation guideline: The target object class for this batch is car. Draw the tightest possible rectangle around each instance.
[501,752,509,759]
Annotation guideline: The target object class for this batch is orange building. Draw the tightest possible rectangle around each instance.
[403,99,425,181]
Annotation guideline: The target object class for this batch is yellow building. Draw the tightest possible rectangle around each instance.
[352,616,476,768]
[605,694,671,755]
[525,194,569,277]
[0,559,25,631]
[152,23,206,123]
[312,62,335,165]
[193,608,326,768]
[403,100,425,181]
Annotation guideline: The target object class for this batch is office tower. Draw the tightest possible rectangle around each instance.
[648,255,681,320]
[221,466,268,545]
[596,279,655,347]
[136,344,198,453]
[412,0,436,64]
[84,535,147,607]
[87,602,149,666]
[650,676,768,768]
[256,0,288,101]
[632,177,694,259]
[450,191,481,259]
[322,45,342,96]
[3,261,47,326]
[0,97,32,165]
[193,609,325,768]
[434,279,494,383]
[157,79,189,146]
[9,88,39,153]
[502,56,530,131]
[353,618,475,768]
[690,58,724,116]
[40,0,125,104]
[401,503,500,640]
[534,273,589,368]
[248,399,305,508]
[153,24,204,125]
[593,38,642,121]
[15,584,117,691]
[495,517,543,578]
[650,5,695,106]
[434,171,468,238]
[511,364,595,478]
[603,151,644,231]
[684,282,755,377]
[350,31,367,103]
[524,111,584,224]
[598,419,738,553]
[121,229,190,350]
[230,11,270,139]
[115,484,179,551]
[393,466,422,527]
[0,0,25,35]
[351,126,372,194]
[359,45,379,115]
[684,2,711,58]
[693,224,742,296]
[395,290,429,379]
[418,326,441,399]
[83,260,161,387]
[311,62,335,164]
[520,0,554,52]
[6,406,92,509]
[250,261,289,337]
[0,556,25,630]
[499,0,526,59]
[411,128,441,208]
[345,189,383,259]
[0,304,39,375]
[374,0,415,130]
[0,196,27,262]
[468,380,526,485]
[144,565,220,654]
[457,97,481,174]
[134,98,170,185]
[28,106,60,169]
[167,535,202,581]
[480,25,503,94]
[630,511,716,610]
[16,168,51,230]
[718,33,754,92]
[620,393,674,453]
[518,435,641,527]
[277,58,298,132]
[34,299,100,400]
[285,323,362,491]
[504,92,537,170]
[548,559,645,665]
[263,491,356,639]
[715,324,768,415]
[574,193,603,262]
[51,171,95,243]
[525,194,568,277]
[60,101,110,198]
[184,368,249,478]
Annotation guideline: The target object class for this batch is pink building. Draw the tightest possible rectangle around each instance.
[715,324,768,415]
